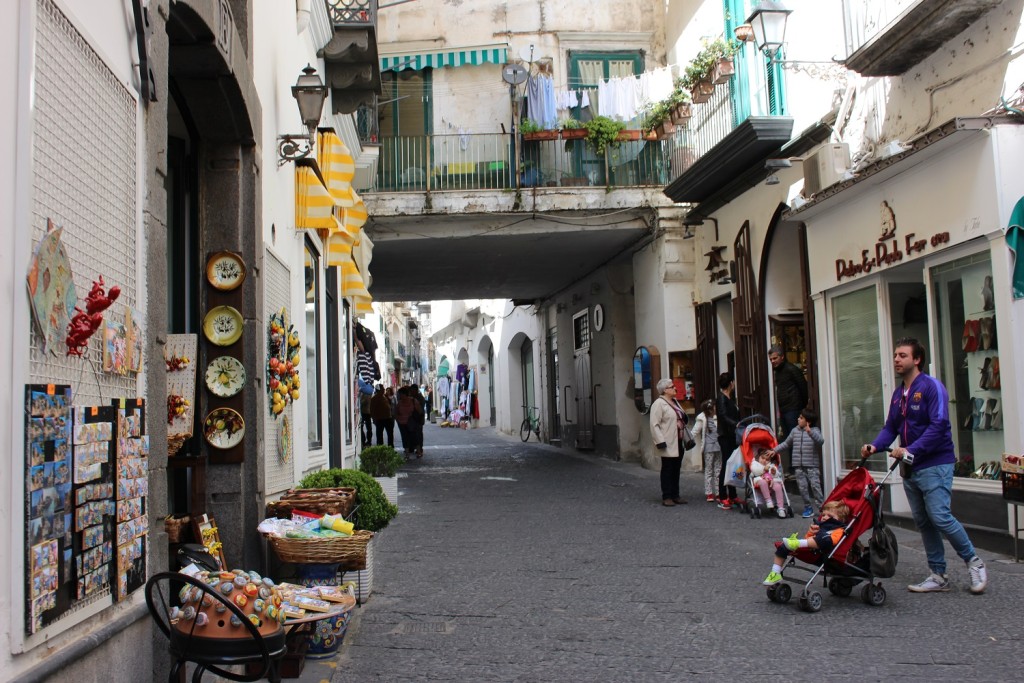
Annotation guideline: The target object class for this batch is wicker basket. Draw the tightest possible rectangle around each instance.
[267,530,373,568]
[164,515,191,543]
[267,488,356,519]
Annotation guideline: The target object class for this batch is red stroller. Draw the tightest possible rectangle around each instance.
[765,454,900,612]
[737,419,793,518]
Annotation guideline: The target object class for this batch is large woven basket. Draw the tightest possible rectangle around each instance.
[267,530,373,568]
[267,488,356,519]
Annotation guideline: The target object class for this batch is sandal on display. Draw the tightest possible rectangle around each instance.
[990,357,1000,390]
[980,315,997,350]
[990,399,1002,431]
[962,319,980,353]
[981,275,994,311]
[971,397,985,431]
[979,358,991,390]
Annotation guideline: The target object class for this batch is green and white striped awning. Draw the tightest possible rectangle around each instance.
[380,45,508,72]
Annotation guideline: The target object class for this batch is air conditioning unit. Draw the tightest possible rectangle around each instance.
[803,143,850,196]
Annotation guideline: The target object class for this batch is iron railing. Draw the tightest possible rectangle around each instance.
[326,0,376,25]
[369,133,669,192]
[667,84,735,176]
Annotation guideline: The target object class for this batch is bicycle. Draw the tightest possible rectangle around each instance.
[520,406,540,442]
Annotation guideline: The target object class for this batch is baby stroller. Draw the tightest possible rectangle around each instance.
[736,416,792,518]
[765,453,900,612]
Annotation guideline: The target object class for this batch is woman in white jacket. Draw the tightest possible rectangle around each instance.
[649,379,690,507]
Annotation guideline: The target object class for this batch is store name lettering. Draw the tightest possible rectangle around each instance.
[835,231,949,282]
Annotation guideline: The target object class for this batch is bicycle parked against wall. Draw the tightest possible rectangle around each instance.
[520,406,540,442]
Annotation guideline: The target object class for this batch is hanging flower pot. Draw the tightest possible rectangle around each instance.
[560,128,587,140]
[656,119,676,140]
[691,78,715,104]
[671,103,692,125]
[523,130,559,141]
[713,57,735,85]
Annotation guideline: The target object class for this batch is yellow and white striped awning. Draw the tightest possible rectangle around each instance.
[294,129,375,315]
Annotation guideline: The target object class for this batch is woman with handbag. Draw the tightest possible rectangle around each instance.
[649,378,693,507]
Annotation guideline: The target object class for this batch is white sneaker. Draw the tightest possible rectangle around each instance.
[766,502,775,509]
[908,572,950,593]
[777,507,786,518]
[967,556,988,594]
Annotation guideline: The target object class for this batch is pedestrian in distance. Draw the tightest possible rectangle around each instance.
[394,386,414,456]
[691,399,721,503]
[762,501,850,585]
[768,345,808,438]
[715,373,741,509]
[861,337,988,594]
[649,378,691,507]
[771,408,825,517]
[369,384,395,447]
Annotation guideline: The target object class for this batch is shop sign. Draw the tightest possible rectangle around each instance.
[835,201,950,281]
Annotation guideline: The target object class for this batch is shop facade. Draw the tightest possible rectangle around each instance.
[791,119,1024,537]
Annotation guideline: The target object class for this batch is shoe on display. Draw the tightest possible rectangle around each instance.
[907,573,950,592]
[967,557,988,594]
[802,505,814,518]
[762,571,782,586]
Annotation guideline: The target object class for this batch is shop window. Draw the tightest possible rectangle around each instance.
[304,239,322,448]
[930,252,1003,479]
[832,286,886,470]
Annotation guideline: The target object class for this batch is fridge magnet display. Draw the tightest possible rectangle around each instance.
[267,308,301,417]
[24,384,74,633]
[203,407,245,449]
[26,219,77,355]
[205,355,246,397]
[72,402,117,605]
[206,251,247,291]
[203,306,243,346]
[113,398,148,602]
[165,334,198,456]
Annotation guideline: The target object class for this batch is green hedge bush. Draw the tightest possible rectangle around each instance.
[297,468,397,532]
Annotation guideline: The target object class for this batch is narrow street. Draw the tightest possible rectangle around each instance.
[315,423,1023,682]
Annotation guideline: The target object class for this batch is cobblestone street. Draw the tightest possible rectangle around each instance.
[308,423,1024,682]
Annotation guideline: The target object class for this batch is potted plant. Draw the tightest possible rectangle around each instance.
[641,101,676,140]
[358,445,403,506]
[680,38,739,102]
[667,87,693,125]
[706,37,739,84]
[521,118,558,141]
[584,115,627,155]
[559,117,587,140]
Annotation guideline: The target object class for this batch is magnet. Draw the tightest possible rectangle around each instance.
[234,593,247,608]
[195,612,209,626]
[262,577,275,588]
[243,583,258,597]
[248,614,262,627]
[259,586,272,600]
[233,575,248,587]
[220,582,234,595]
[230,614,242,627]
[182,606,196,621]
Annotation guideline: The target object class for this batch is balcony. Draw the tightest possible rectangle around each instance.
[663,83,793,206]
[366,132,670,192]
[320,0,381,114]
[842,0,1001,76]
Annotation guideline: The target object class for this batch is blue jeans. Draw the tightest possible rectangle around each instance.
[903,463,976,575]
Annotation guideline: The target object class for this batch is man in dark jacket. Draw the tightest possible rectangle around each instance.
[369,384,394,447]
[715,373,741,509]
[769,345,807,437]
[862,337,987,595]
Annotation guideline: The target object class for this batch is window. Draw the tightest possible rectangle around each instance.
[572,309,590,351]
[832,286,885,470]
[723,0,787,120]
[568,51,643,90]
[304,239,322,448]
[930,252,1002,479]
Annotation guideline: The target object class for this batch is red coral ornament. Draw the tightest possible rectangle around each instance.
[66,276,120,356]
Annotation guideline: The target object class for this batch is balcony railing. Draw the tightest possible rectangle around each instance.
[667,84,735,176]
[326,0,377,25]
[369,133,669,192]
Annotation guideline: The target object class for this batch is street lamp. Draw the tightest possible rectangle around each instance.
[278,64,328,165]
[746,1,792,57]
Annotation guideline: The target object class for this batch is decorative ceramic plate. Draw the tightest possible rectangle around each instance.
[205,356,246,398]
[203,407,245,449]
[206,251,246,291]
[203,306,243,346]
[278,415,291,463]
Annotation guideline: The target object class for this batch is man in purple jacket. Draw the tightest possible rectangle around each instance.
[861,338,987,594]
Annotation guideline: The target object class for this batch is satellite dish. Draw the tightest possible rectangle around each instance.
[502,63,528,85]
[517,45,535,63]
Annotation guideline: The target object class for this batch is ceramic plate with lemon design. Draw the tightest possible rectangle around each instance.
[203,407,245,449]
[205,356,246,398]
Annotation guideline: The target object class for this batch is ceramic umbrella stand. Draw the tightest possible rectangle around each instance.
[294,562,352,658]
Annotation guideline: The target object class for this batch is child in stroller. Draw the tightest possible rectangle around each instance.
[757,455,900,612]
[763,500,850,585]
[750,448,787,518]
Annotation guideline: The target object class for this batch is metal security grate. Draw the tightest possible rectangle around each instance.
[29,0,138,407]
[264,249,294,495]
